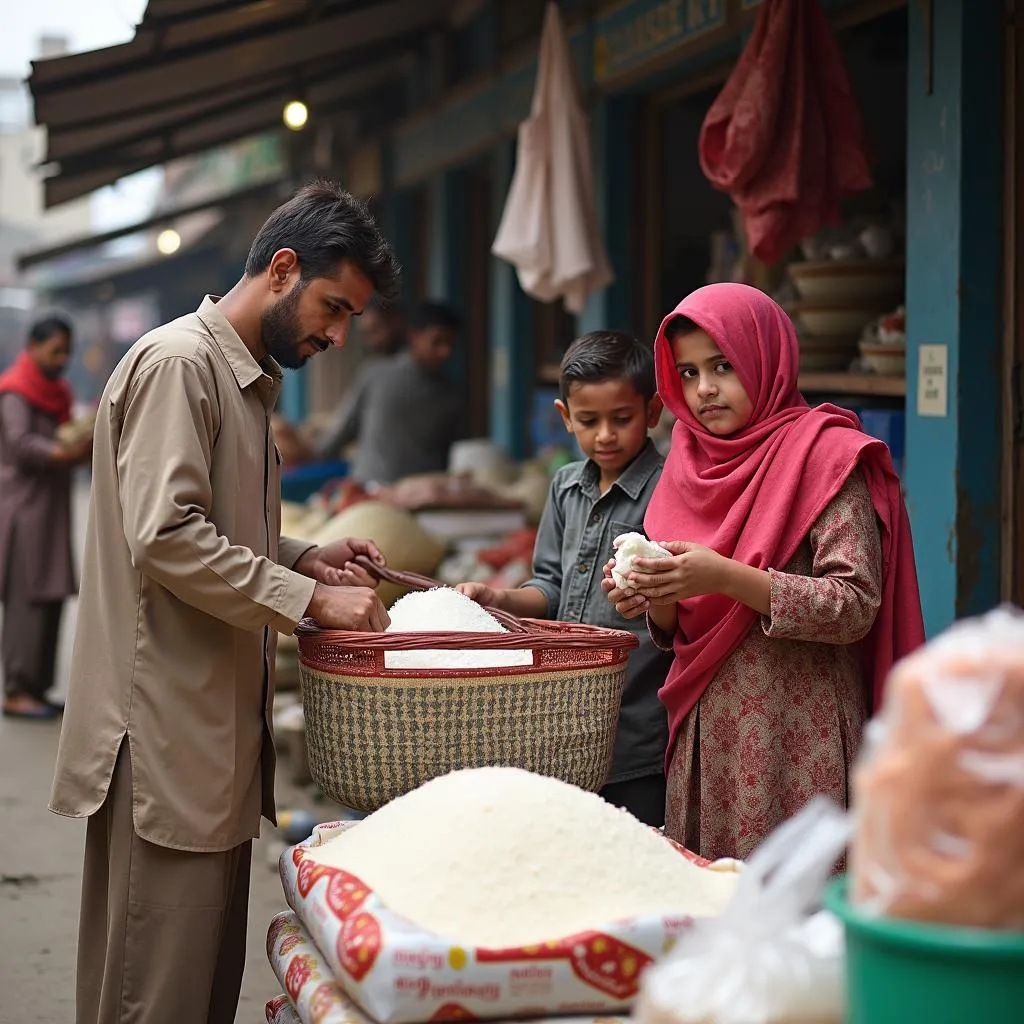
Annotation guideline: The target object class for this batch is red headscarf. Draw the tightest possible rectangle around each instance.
[0,351,72,424]
[644,283,924,757]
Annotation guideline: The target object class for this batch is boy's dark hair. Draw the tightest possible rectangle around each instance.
[244,180,401,303]
[408,300,461,333]
[663,314,701,341]
[27,315,72,346]
[559,331,656,403]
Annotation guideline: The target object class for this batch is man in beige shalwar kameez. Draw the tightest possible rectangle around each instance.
[50,183,400,1024]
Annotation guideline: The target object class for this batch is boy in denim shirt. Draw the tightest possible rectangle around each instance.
[459,332,672,824]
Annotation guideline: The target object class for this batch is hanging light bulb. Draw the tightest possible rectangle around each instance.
[156,228,181,255]
[283,99,309,131]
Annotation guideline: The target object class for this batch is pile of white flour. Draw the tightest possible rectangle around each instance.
[383,587,533,670]
[305,767,739,947]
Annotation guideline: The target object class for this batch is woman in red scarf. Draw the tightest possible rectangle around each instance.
[604,283,924,860]
[0,316,91,719]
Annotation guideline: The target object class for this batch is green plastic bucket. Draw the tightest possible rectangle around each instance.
[826,878,1024,1024]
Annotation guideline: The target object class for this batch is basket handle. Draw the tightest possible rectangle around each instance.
[353,554,529,634]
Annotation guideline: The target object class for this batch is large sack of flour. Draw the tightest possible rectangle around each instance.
[850,605,1024,929]
[312,501,445,606]
[280,769,741,1024]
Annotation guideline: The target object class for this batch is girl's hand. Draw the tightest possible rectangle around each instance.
[600,572,649,619]
[627,541,727,604]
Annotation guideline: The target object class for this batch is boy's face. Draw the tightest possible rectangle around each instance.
[555,379,661,478]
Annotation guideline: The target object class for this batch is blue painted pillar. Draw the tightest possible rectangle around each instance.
[489,141,534,458]
[383,189,416,302]
[279,371,307,422]
[427,169,469,385]
[903,0,1003,634]
[578,94,635,335]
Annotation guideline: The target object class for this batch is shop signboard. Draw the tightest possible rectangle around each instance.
[593,0,726,84]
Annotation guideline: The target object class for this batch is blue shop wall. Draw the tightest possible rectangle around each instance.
[370,0,1004,634]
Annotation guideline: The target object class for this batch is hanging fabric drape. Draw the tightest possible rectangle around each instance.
[492,2,613,314]
[699,0,873,265]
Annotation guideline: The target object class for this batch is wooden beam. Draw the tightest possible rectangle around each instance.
[33,0,444,130]
[44,51,415,164]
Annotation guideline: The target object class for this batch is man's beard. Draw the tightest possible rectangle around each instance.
[261,285,311,370]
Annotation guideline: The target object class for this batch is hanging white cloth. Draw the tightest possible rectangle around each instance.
[491,2,613,315]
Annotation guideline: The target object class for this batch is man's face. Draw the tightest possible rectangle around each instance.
[30,330,72,380]
[408,325,454,373]
[261,259,375,370]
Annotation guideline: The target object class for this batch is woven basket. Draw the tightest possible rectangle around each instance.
[295,562,637,812]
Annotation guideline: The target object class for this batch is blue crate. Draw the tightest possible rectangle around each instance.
[858,409,906,466]
[532,387,569,452]
[280,460,349,503]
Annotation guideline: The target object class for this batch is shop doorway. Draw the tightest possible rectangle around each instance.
[463,161,494,439]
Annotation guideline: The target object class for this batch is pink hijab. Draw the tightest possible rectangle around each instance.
[644,284,924,758]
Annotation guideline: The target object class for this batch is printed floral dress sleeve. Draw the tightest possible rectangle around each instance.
[761,468,883,644]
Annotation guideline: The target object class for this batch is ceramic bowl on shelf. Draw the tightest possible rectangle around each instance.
[788,301,888,339]
[858,341,906,376]
[788,259,905,304]
[798,338,859,372]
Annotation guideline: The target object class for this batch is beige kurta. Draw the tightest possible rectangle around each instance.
[50,296,317,852]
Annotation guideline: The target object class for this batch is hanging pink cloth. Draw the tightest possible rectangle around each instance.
[699,0,873,265]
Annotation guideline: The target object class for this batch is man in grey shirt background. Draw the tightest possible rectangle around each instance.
[315,300,462,485]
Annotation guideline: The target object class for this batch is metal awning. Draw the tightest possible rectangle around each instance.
[29,0,445,207]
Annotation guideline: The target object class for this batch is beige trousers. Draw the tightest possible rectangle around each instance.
[76,742,252,1024]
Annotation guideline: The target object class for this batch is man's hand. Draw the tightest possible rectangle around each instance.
[306,583,390,631]
[294,537,385,588]
[54,436,93,466]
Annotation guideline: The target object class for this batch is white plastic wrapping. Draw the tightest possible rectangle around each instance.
[634,799,849,1024]
[850,605,1024,929]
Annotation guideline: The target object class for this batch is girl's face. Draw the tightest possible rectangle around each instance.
[671,328,753,436]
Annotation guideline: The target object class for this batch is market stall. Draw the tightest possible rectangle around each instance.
[262,605,1024,1024]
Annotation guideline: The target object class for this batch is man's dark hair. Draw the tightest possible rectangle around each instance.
[27,315,72,346]
[559,331,656,403]
[244,180,401,302]
[663,314,701,341]
[408,300,461,333]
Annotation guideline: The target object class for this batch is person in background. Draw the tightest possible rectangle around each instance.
[314,300,462,485]
[359,297,406,356]
[0,315,91,720]
[307,298,405,463]
[458,332,673,826]
[605,283,923,861]
[50,182,399,1024]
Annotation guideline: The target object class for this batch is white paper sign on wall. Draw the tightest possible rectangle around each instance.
[917,344,949,417]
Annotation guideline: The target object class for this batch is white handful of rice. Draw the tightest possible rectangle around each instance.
[611,532,673,593]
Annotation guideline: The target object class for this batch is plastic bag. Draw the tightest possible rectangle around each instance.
[635,799,849,1024]
[850,604,1024,929]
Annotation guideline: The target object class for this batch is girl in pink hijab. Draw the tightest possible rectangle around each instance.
[605,283,923,860]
